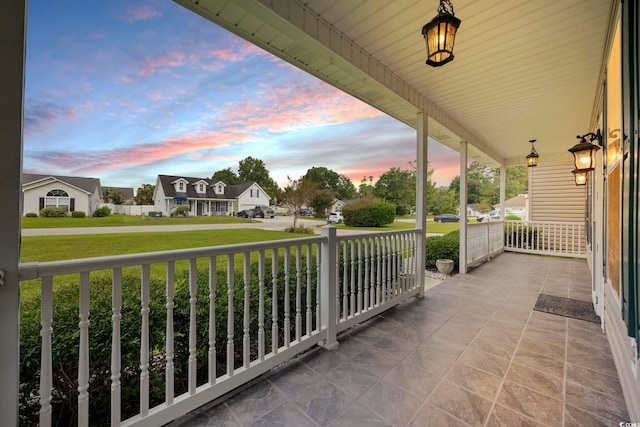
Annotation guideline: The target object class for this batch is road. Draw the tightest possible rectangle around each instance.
[21,216,443,237]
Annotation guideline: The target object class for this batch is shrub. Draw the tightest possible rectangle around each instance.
[39,208,67,218]
[25,213,37,218]
[425,230,460,271]
[505,214,521,220]
[71,211,86,218]
[342,199,395,227]
[395,205,410,216]
[19,258,318,426]
[92,206,111,217]
[284,225,314,234]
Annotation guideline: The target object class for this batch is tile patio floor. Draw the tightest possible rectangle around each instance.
[169,252,630,426]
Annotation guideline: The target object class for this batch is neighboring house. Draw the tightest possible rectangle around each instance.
[102,187,134,205]
[153,174,271,216]
[492,194,528,219]
[466,204,482,217]
[22,173,102,216]
[330,198,358,213]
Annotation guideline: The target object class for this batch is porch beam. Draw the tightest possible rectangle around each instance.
[0,0,27,424]
[416,113,428,297]
[459,142,468,274]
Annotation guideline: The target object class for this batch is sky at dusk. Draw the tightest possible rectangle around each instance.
[23,0,460,192]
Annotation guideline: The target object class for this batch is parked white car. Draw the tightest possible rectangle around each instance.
[327,212,344,224]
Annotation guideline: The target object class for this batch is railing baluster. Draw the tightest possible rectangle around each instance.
[227,255,235,376]
[140,265,150,416]
[284,248,291,348]
[315,247,321,333]
[295,245,302,342]
[272,250,278,354]
[350,240,356,316]
[39,276,53,427]
[208,257,216,384]
[78,271,90,426]
[364,239,370,310]
[305,244,312,337]
[357,240,363,313]
[111,268,122,426]
[188,259,198,394]
[166,262,175,402]
[342,241,348,319]
[258,251,265,361]
[243,252,251,368]
[376,237,382,305]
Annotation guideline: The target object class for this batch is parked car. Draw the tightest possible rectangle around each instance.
[297,208,313,216]
[433,213,460,223]
[327,212,344,224]
[237,209,256,218]
[478,210,501,222]
[253,205,275,218]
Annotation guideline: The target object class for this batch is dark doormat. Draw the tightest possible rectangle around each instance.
[533,294,600,323]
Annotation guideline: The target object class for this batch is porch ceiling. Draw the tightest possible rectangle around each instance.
[175,0,615,167]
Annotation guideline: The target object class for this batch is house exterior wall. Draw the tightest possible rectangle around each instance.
[23,182,93,216]
[529,160,586,222]
[237,185,271,213]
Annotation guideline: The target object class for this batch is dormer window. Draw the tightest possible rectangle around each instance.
[179,182,184,191]
[199,183,204,193]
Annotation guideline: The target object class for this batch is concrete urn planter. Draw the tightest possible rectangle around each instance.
[435,259,454,275]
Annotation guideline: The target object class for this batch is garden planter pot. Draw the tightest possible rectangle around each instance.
[435,259,454,275]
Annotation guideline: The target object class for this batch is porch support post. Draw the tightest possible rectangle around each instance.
[499,166,506,219]
[416,113,428,296]
[459,141,468,274]
[0,0,26,424]
[319,226,338,350]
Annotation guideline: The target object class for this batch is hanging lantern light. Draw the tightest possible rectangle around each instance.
[526,139,539,167]
[421,0,461,67]
[572,169,588,186]
[568,130,602,172]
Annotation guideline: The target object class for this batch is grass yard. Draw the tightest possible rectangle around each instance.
[20,228,315,302]
[21,213,251,228]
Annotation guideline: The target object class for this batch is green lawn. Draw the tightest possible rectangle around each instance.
[20,228,315,302]
[21,213,252,228]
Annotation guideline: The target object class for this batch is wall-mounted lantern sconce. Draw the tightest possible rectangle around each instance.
[526,139,539,167]
[421,0,461,67]
[568,129,602,185]
[568,130,602,172]
[572,169,588,186]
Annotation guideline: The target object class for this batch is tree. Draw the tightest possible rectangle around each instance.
[308,188,335,214]
[135,184,155,205]
[335,174,357,200]
[279,176,317,229]
[375,167,416,215]
[237,156,280,200]
[211,167,240,185]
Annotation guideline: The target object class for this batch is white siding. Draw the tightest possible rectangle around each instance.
[530,160,585,222]
[23,182,91,216]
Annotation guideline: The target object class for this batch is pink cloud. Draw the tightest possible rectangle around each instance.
[138,50,186,76]
[28,129,252,175]
[123,4,162,23]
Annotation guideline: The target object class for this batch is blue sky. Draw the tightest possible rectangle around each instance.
[24,0,459,191]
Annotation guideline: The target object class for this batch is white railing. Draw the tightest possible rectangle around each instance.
[504,220,587,258]
[466,221,505,268]
[18,226,421,426]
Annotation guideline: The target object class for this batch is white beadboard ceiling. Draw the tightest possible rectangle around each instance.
[175,0,615,167]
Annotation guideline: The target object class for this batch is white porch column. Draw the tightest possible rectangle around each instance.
[459,142,468,274]
[0,0,26,424]
[499,166,506,218]
[416,113,428,296]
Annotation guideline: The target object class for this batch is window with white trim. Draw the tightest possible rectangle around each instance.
[45,189,70,210]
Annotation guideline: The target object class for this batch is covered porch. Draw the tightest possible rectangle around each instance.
[171,252,629,426]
